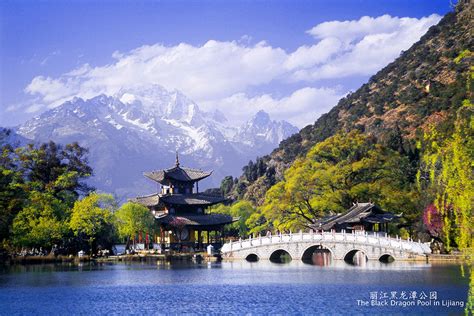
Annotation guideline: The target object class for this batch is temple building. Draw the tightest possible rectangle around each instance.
[311,202,400,233]
[131,154,233,251]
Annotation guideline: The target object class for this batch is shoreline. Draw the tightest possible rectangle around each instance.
[427,254,469,262]
[1,253,468,265]
[0,252,221,265]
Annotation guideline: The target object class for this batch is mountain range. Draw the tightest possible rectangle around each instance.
[8,85,298,199]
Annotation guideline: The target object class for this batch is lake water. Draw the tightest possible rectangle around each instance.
[0,260,469,315]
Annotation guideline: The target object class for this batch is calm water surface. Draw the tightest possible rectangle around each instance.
[0,260,469,315]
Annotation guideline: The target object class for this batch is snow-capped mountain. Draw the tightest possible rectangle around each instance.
[14,85,298,199]
[234,110,299,151]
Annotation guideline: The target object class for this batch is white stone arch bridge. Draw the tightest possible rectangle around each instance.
[221,230,431,262]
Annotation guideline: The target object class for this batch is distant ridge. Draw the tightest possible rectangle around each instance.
[8,85,298,199]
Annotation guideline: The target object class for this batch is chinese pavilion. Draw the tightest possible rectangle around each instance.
[311,202,401,233]
[131,153,233,251]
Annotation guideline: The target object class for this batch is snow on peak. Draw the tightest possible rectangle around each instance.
[234,109,298,146]
[250,110,271,126]
[14,90,300,198]
[120,93,137,104]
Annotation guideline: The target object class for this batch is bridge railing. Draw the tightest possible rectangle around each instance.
[221,230,431,255]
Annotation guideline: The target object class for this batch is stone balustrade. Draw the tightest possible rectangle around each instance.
[221,230,431,261]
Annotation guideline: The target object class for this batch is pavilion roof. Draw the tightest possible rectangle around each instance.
[160,193,225,206]
[156,214,235,227]
[129,193,161,207]
[144,166,212,184]
[312,202,400,230]
[130,193,225,207]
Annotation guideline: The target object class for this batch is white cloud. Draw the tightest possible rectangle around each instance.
[22,14,440,126]
[203,87,343,128]
[308,14,407,43]
[294,14,441,81]
[25,40,289,107]
[25,76,74,103]
[25,103,46,114]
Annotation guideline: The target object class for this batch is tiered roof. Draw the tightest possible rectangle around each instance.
[130,193,225,207]
[157,214,234,227]
[312,202,400,230]
[144,166,212,184]
[130,193,161,207]
[160,193,225,205]
[143,152,212,184]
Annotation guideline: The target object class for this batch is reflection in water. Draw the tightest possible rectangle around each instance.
[245,254,259,262]
[0,260,468,314]
[344,250,368,266]
[269,250,292,263]
[352,251,367,266]
[311,251,332,266]
[302,246,332,266]
[379,254,395,263]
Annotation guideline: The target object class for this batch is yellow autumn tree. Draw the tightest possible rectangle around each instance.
[260,130,417,232]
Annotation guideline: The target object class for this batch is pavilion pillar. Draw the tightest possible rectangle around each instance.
[197,230,202,250]
[160,226,164,246]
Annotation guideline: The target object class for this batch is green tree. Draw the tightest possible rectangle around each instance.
[0,144,25,249]
[246,212,270,236]
[69,193,117,254]
[220,176,234,196]
[229,201,255,237]
[115,202,155,248]
[16,141,93,200]
[260,131,416,232]
[1,140,93,253]
[11,191,69,250]
[211,200,257,237]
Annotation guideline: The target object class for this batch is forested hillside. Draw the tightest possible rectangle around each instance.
[223,4,472,205]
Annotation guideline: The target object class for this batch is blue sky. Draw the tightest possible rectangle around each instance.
[0,0,452,127]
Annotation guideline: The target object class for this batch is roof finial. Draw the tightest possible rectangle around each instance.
[175,151,180,167]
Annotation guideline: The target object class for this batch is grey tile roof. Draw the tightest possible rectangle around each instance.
[157,214,234,226]
[129,193,160,207]
[144,166,212,183]
[312,202,398,230]
[160,193,225,205]
[130,193,226,207]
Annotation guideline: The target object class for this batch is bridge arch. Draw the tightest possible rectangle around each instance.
[301,244,333,265]
[344,249,368,265]
[269,249,292,263]
[379,253,395,263]
[245,253,259,262]
[220,232,431,261]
